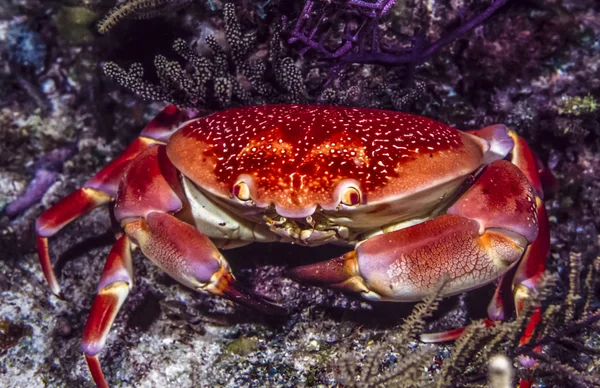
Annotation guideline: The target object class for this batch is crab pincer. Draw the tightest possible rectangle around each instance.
[288,160,539,303]
[123,211,285,315]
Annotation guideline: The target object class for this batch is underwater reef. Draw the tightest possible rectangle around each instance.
[1,0,600,386]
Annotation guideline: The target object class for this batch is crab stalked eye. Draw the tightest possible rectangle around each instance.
[341,187,361,206]
[233,181,251,201]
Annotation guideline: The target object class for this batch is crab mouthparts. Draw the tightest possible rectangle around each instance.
[264,212,345,246]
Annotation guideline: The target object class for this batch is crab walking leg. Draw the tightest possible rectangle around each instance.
[512,199,549,313]
[124,212,286,315]
[289,160,538,303]
[421,159,541,343]
[81,234,133,388]
[461,127,552,332]
[78,142,189,388]
[497,133,551,366]
[507,131,544,200]
[36,188,112,297]
[485,131,552,323]
[507,131,551,308]
[35,106,188,297]
[485,198,550,321]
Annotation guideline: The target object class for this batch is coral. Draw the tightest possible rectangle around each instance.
[320,75,426,110]
[287,0,509,66]
[96,0,195,34]
[103,2,427,110]
[103,3,309,109]
[100,0,515,111]
[3,146,76,218]
[338,278,447,387]
[287,0,399,58]
[93,0,276,34]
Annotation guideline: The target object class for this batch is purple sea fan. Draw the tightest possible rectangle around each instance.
[287,0,511,66]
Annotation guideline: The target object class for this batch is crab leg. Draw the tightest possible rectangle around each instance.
[80,144,285,387]
[289,213,527,301]
[36,188,112,297]
[484,134,551,373]
[114,146,285,314]
[81,234,133,388]
[507,131,551,308]
[484,131,551,323]
[289,160,538,303]
[35,106,187,297]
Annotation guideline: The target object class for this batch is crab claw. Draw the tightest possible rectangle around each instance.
[287,251,375,297]
[211,270,288,315]
[125,211,286,315]
[289,160,538,303]
[209,269,288,316]
[289,214,525,302]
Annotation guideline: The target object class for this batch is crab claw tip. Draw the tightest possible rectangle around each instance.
[209,271,288,316]
[286,252,370,295]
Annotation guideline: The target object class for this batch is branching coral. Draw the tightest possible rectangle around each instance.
[99,0,514,111]
[287,0,399,58]
[521,253,600,387]
[319,76,425,110]
[103,4,308,108]
[102,2,427,110]
[344,277,447,387]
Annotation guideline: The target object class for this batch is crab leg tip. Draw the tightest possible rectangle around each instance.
[84,354,109,388]
[36,236,62,297]
[421,319,495,343]
[420,327,466,343]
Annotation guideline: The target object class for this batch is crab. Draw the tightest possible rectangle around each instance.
[36,104,551,387]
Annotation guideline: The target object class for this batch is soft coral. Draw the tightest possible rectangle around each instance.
[287,0,510,66]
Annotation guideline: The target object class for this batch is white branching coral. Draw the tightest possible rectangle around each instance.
[103,3,308,109]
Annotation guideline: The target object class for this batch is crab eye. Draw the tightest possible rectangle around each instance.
[341,187,361,206]
[233,181,251,201]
